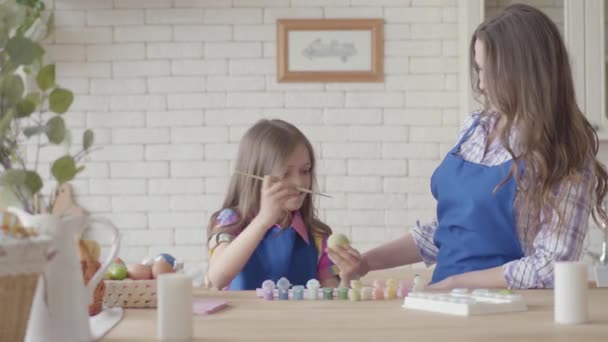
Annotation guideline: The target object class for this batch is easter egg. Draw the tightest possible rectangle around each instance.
[127,264,152,280]
[107,263,128,280]
[141,257,154,266]
[155,253,175,267]
[152,258,175,279]
[327,233,350,249]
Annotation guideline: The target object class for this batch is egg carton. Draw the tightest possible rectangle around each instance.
[402,289,527,316]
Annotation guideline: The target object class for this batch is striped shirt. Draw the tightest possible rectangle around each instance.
[411,111,594,289]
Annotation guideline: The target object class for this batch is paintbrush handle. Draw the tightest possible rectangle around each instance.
[234,171,332,198]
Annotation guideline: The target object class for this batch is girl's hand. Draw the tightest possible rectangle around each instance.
[327,245,369,285]
[257,175,299,227]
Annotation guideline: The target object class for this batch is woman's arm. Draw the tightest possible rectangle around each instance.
[427,266,506,290]
[431,166,595,290]
[502,168,594,289]
[363,233,424,273]
[327,232,427,285]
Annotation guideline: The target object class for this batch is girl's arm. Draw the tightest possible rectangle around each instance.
[207,176,299,289]
[207,216,272,290]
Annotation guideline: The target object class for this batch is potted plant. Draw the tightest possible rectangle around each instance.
[0,1,95,340]
[0,0,94,213]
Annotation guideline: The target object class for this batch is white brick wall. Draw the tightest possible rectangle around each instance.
[45,0,462,270]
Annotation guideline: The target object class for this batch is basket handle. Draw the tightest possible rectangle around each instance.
[84,217,120,302]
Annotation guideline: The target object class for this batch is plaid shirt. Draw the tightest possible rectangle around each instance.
[412,112,594,289]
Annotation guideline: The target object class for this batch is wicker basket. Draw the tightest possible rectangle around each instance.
[103,279,157,308]
[0,237,52,342]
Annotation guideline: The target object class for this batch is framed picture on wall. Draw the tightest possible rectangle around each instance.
[277,19,384,83]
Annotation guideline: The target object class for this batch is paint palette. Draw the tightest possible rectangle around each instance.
[402,288,528,316]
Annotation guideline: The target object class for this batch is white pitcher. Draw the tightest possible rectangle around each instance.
[7,207,120,342]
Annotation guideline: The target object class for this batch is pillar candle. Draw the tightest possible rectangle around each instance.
[157,273,193,340]
[554,261,588,324]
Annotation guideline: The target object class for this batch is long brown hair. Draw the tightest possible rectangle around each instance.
[207,119,332,241]
[470,4,608,232]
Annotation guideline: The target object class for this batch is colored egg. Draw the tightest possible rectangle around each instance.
[327,233,350,249]
[107,263,128,280]
[155,253,176,267]
[127,264,152,280]
[141,257,154,266]
[152,258,175,279]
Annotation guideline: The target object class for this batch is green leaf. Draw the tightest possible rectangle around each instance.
[0,109,15,137]
[16,0,38,8]
[23,125,45,138]
[51,155,77,184]
[83,129,94,150]
[36,64,55,91]
[16,98,36,118]
[45,116,65,144]
[0,186,23,208]
[25,92,41,106]
[6,36,43,65]
[24,170,42,194]
[44,13,55,40]
[1,75,25,107]
[0,169,26,187]
[49,88,73,114]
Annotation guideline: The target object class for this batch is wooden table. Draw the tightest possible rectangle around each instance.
[103,270,608,342]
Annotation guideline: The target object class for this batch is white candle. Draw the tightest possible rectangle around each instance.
[157,273,193,340]
[554,261,588,324]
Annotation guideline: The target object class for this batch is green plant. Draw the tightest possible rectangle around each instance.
[0,0,94,213]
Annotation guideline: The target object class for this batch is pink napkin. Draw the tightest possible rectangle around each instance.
[192,299,229,315]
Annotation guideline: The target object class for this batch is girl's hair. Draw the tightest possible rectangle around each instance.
[470,4,608,232]
[207,119,332,241]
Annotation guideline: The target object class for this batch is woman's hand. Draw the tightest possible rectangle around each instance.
[425,276,456,291]
[257,175,299,227]
[327,245,369,286]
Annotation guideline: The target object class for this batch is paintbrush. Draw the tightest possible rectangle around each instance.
[234,171,332,198]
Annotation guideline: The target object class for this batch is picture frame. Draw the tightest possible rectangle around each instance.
[277,19,384,83]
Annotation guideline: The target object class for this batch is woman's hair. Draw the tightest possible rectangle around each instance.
[470,3,608,232]
[207,119,331,241]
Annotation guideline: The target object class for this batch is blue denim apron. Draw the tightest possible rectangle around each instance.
[430,117,524,284]
[228,225,318,290]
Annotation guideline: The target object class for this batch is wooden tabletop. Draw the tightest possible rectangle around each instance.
[103,269,608,342]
